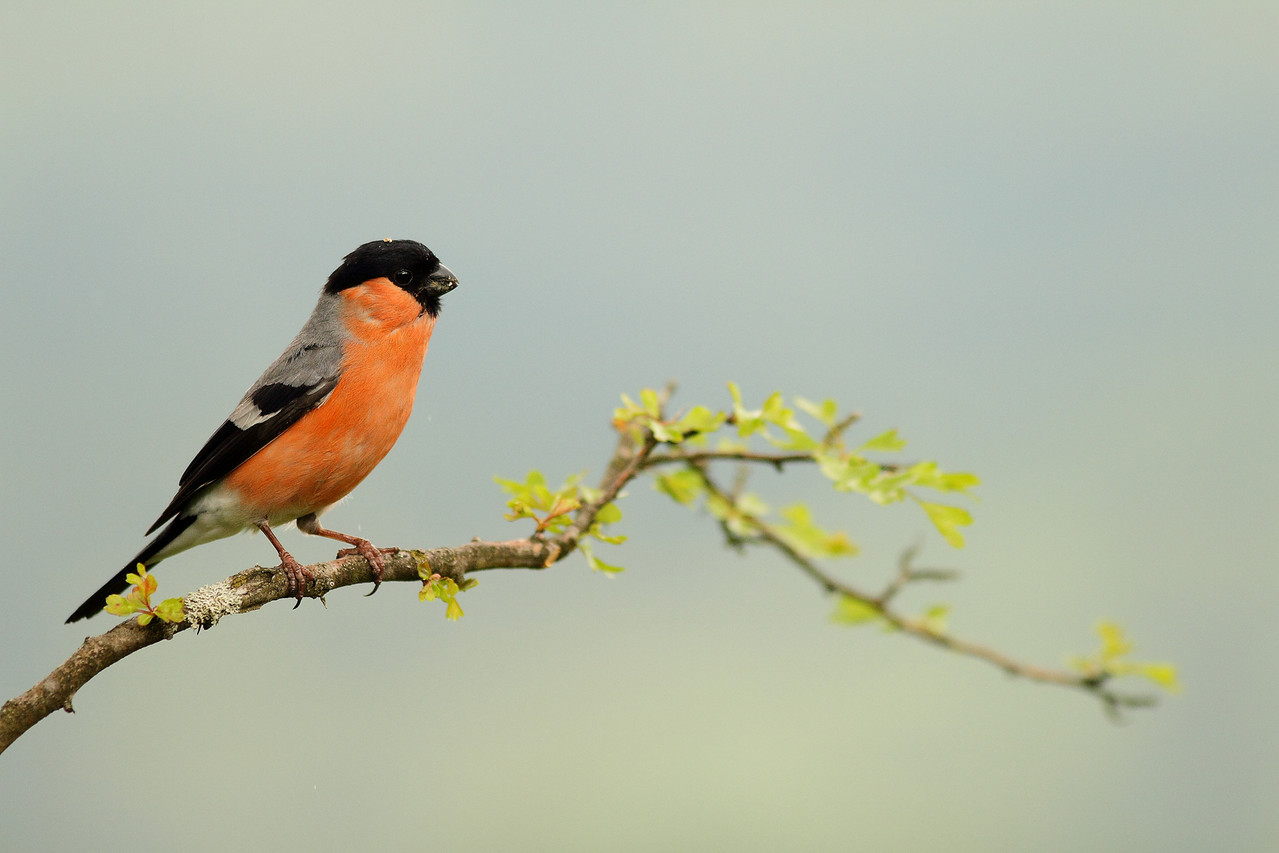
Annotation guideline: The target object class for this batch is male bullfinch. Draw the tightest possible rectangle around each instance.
[66,239,458,623]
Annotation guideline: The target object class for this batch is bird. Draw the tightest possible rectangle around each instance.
[66,238,458,623]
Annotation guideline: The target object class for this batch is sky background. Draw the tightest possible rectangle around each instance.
[2,2,1276,850]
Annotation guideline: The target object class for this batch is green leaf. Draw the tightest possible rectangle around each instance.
[919,604,949,635]
[704,492,764,538]
[1131,662,1182,692]
[863,469,914,505]
[1098,621,1133,661]
[794,396,838,428]
[819,453,905,502]
[942,472,980,493]
[1070,622,1181,693]
[496,470,586,531]
[774,504,858,559]
[580,541,625,574]
[107,565,164,621]
[765,425,819,452]
[727,381,767,437]
[815,449,859,484]
[613,393,647,425]
[905,461,980,495]
[831,595,881,626]
[727,381,744,411]
[705,491,731,521]
[917,500,973,548]
[655,469,705,505]
[760,392,806,434]
[677,405,725,434]
[494,471,537,501]
[649,420,684,443]
[155,598,186,624]
[587,500,627,544]
[419,576,467,620]
[104,594,136,617]
[860,428,907,453]
[640,387,661,417]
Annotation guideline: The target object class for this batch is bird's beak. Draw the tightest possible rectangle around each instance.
[427,264,459,296]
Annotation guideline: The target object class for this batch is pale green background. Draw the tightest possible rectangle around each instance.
[2,3,1275,850]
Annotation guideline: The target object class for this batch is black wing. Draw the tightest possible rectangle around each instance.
[146,375,340,534]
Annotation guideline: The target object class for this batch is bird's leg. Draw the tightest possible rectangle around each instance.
[296,513,394,595]
[256,520,313,608]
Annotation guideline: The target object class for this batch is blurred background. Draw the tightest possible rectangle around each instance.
[2,2,1275,850]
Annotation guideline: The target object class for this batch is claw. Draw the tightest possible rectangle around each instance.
[282,549,314,603]
[335,542,396,595]
[258,520,313,609]
[280,552,315,606]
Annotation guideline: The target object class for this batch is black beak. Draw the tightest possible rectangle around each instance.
[427,263,459,297]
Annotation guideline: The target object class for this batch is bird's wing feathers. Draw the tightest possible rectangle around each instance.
[146,333,345,534]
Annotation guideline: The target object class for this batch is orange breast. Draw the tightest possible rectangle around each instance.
[224,279,436,521]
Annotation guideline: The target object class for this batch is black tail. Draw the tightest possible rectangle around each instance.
[65,515,197,624]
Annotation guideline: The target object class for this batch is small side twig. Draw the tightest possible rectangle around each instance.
[876,542,960,606]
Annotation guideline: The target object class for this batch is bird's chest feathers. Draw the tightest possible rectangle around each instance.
[333,279,436,425]
[325,301,436,456]
[224,297,435,517]
[332,327,431,432]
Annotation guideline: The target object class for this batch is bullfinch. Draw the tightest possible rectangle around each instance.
[66,239,458,623]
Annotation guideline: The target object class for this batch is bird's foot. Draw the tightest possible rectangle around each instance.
[335,541,397,595]
[280,553,315,609]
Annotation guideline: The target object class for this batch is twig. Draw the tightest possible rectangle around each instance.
[643,449,814,470]
[687,465,1158,713]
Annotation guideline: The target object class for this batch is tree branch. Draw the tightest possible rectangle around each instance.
[2,384,1168,754]
[686,463,1158,715]
[0,538,552,755]
[1,425,657,756]
[643,449,814,470]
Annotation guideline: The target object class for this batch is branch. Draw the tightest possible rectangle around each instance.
[1,428,658,756]
[643,449,813,470]
[0,539,539,754]
[687,464,1159,715]
[540,426,658,564]
[3,382,1170,753]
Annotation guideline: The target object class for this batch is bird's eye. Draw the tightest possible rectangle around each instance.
[392,269,413,286]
